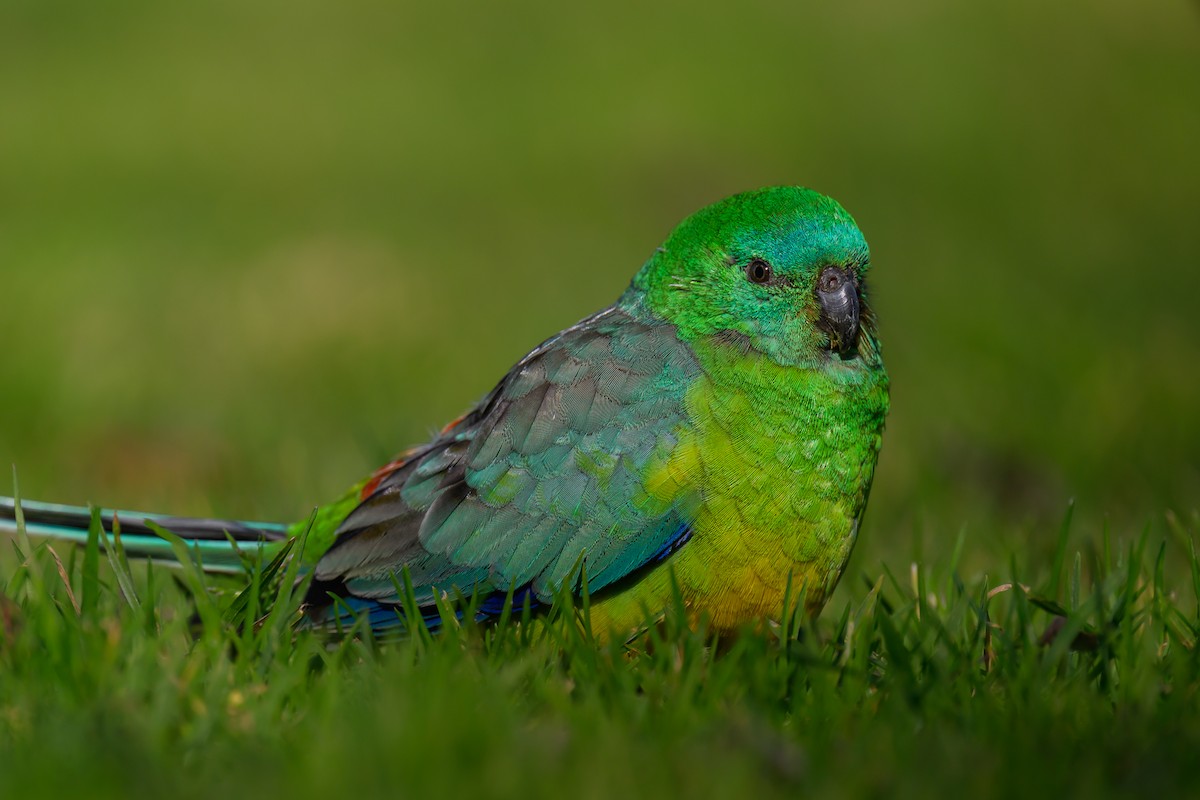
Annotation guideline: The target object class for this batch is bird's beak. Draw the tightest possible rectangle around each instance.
[816,266,860,356]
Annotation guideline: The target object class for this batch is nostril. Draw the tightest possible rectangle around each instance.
[819,267,846,292]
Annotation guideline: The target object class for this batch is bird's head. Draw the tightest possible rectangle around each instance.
[631,186,881,369]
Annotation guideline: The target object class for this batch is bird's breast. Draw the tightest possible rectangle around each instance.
[659,344,888,628]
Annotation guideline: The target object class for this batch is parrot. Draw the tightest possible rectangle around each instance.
[0,186,889,639]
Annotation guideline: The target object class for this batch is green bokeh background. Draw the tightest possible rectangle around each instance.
[2,1,1197,582]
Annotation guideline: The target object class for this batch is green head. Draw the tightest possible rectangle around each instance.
[629,186,880,368]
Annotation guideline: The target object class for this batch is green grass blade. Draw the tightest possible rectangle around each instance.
[80,505,101,618]
[99,509,142,614]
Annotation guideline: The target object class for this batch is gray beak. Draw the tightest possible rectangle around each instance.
[816,266,860,356]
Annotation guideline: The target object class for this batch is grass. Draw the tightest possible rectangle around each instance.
[4,500,1200,799]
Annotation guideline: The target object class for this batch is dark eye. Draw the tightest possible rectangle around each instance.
[745,258,772,285]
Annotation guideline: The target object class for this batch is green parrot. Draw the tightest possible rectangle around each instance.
[0,187,889,638]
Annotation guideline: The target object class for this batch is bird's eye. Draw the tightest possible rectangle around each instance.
[745,258,772,285]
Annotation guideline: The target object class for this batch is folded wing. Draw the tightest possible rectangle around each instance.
[307,307,701,625]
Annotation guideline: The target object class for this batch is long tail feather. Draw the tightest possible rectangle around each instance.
[0,497,290,575]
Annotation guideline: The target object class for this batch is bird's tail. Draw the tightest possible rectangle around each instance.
[0,496,290,575]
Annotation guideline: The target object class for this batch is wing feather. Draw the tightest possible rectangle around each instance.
[308,307,701,622]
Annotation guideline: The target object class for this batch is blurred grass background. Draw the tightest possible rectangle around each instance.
[1,0,1197,585]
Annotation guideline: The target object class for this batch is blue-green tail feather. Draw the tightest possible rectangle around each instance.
[0,496,289,575]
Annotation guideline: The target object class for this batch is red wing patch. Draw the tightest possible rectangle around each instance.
[359,447,422,500]
[439,411,470,435]
[358,411,473,500]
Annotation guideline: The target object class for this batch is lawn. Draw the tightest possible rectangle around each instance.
[2,2,1198,797]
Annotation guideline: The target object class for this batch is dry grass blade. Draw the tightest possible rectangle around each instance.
[46,545,81,617]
